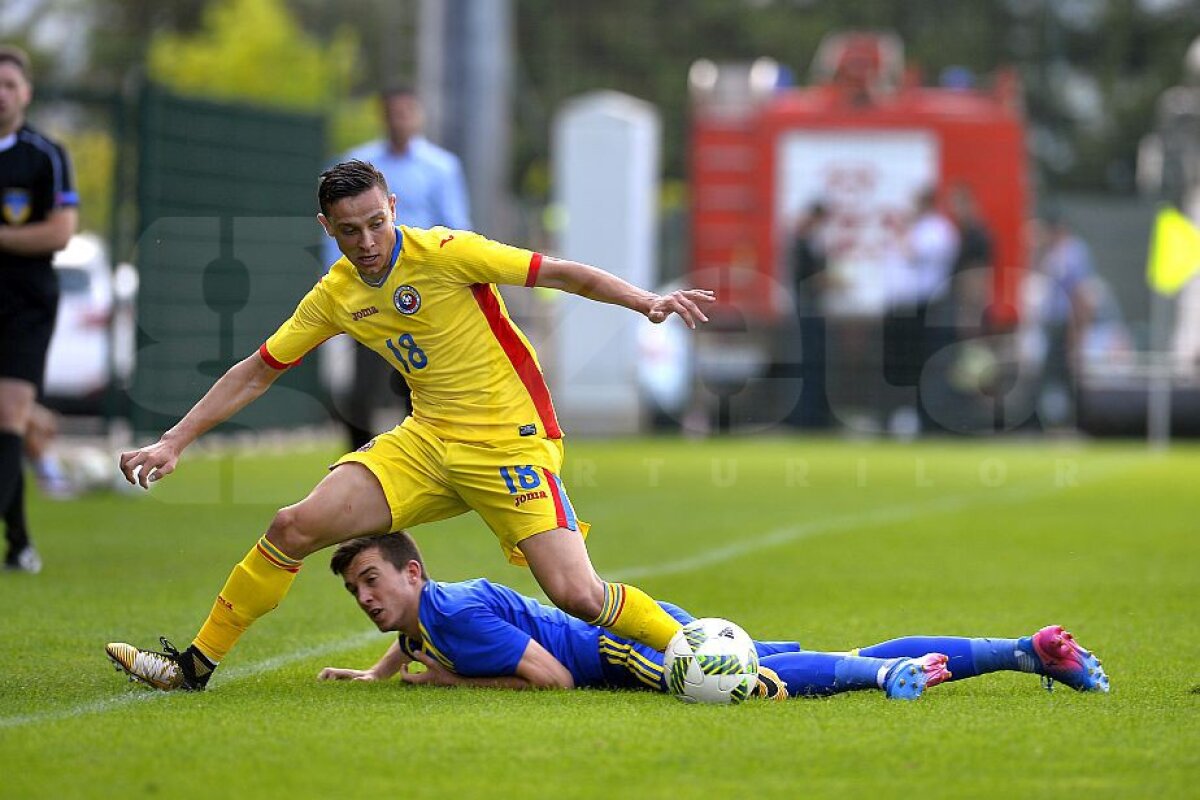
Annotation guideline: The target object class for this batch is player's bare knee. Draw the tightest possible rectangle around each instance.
[549,585,603,622]
[264,507,316,559]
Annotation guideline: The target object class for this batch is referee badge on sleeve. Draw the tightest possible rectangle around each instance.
[2,189,31,225]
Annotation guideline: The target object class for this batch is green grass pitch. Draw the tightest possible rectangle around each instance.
[1,438,1197,798]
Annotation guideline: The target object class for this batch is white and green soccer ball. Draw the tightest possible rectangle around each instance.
[664,618,759,705]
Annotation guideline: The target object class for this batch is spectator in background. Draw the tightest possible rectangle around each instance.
[326,85,471,450]
[1030,211,1095,428]
[0,45,79,573]
[947,184,994,337]
[789,201,833,429]
[883,187,958,436]
[936,185,1000,432]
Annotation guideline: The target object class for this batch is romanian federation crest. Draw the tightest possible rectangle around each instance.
[2,189,31,225]
[393,284,422,315]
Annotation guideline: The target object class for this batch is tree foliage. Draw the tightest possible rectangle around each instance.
[145,0,376,151]
[148,0,352,110]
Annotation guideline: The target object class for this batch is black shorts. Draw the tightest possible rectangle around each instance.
[0,268,59,390]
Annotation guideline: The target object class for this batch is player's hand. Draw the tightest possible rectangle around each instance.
[317,667,378,682]
[118,439,181,489]
[646,289,715,329]
[399,651,461,687]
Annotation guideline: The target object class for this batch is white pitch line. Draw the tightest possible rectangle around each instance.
[0,691,163,730]
[0,631,380,731]
[0,461,1130,730]
[608,474,1106,582]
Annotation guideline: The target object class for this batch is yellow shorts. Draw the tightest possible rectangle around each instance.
[333,417,589,566]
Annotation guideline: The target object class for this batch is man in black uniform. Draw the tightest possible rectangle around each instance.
[0,45,78,573]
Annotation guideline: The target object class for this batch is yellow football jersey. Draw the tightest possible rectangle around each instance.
[261,226,560,442]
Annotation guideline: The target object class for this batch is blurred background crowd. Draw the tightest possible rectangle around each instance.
[4,0,1200,502]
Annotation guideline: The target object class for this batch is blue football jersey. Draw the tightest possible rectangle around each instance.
[395,579,802,691]
[403,579,609,685]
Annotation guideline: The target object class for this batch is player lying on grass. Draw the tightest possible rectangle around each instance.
[311,533,1109,700]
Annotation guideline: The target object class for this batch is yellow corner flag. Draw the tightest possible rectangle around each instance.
[1147,206,1200,296]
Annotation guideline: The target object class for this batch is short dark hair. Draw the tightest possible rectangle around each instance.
[0,45,31,79]
[329,531,428,580]
[317,159,389,216]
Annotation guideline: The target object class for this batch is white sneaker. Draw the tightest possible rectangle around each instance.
[5,545,42,574]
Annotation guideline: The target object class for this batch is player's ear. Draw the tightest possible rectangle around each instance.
[317,213,333,237]
[405,560,421,583]
[388,193,397,220]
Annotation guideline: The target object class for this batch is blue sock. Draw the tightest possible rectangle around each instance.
[857,637,1029,681]
[762,651,893,697]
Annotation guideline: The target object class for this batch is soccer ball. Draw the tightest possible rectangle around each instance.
[664,617,759,705]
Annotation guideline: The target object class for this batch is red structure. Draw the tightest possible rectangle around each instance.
[689,33,1029,328]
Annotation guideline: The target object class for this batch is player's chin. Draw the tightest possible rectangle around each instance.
[355,254,382,272]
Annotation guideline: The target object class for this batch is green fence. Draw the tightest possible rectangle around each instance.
[131,85,329,435]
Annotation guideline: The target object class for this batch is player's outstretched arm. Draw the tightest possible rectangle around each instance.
[535,256,715,329]
[318,641,411,682]
[118,352,285,488]
[399,642,575,691]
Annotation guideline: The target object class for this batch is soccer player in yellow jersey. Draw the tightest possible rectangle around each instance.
[106,159,716,691]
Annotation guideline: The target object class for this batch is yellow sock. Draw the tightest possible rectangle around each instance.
[192,536,302,663]
[589,582,682,651]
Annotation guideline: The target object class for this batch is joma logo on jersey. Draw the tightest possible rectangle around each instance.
[394,285,422,315]
[514,490,548,508]
[351,306,379,321]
